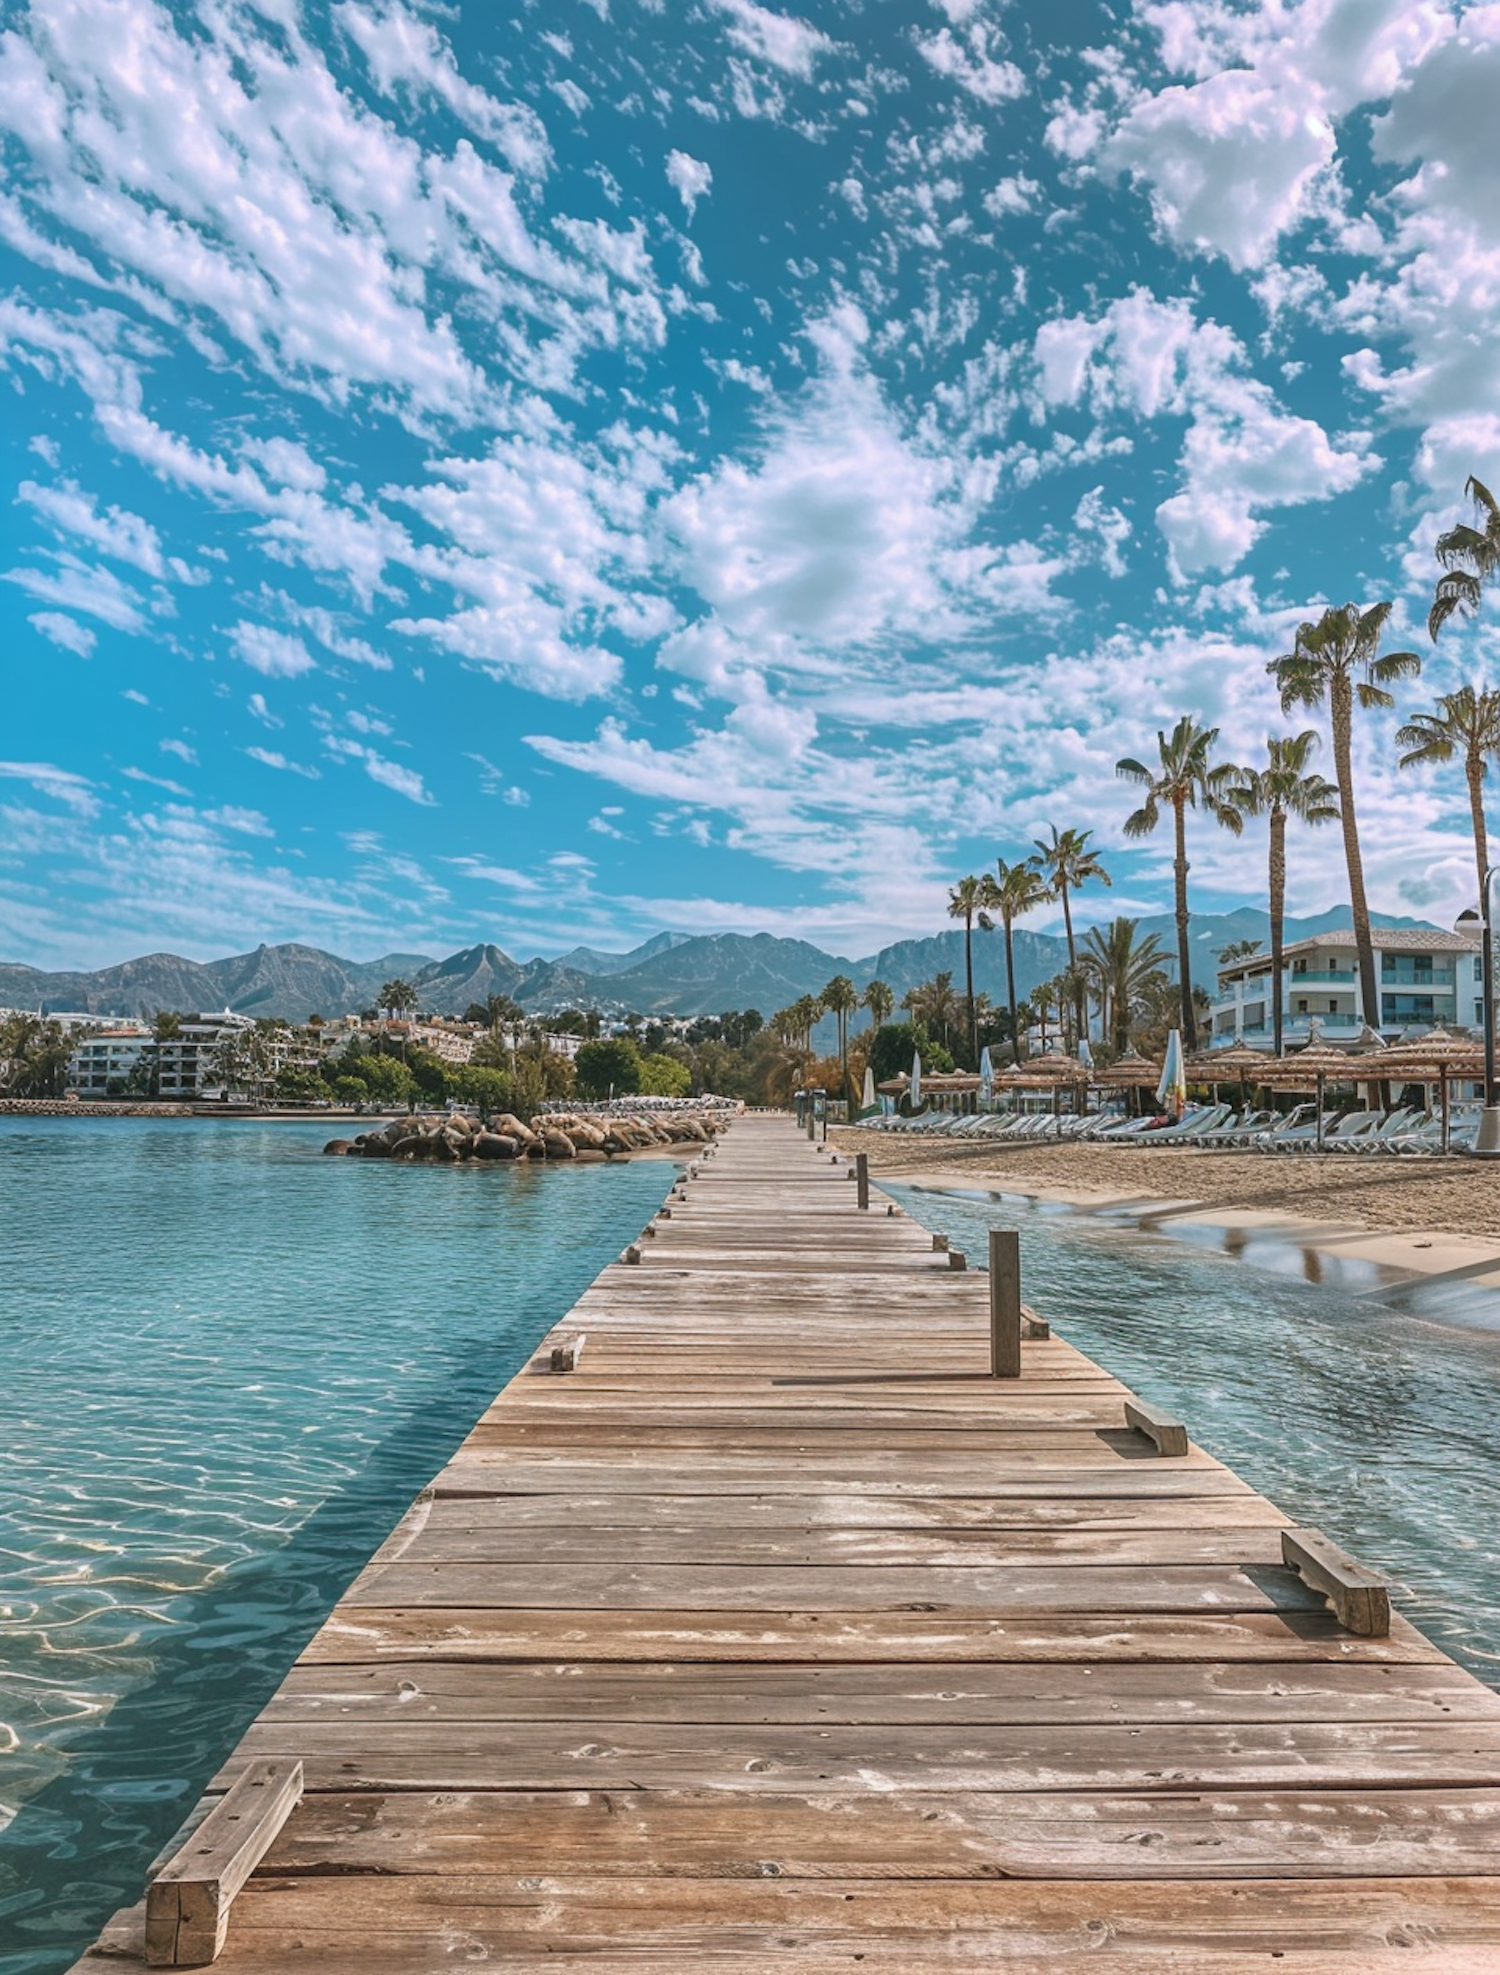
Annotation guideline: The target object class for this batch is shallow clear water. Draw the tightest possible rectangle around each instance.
[0,1117,671,1975]
[890,1182,1500,1687]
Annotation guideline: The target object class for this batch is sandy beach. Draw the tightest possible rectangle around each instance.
[832,1128,1500,1244]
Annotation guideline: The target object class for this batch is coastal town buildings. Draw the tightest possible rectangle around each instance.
[66,1024,155,1095]
[1210,924,1486,1048]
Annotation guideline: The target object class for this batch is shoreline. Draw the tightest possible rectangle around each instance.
[832,1129,1500,1297]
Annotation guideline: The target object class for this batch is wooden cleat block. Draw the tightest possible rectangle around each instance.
[550,1334,586,1374]
[145,1760,302,1965]
[1282,1527,1391,1637]
[1124,1398,1189,1458]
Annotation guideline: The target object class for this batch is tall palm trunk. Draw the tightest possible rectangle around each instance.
[1269,807,1287,1060]
[963,909,977,1069]
[1002,912,1022,1061]
[1329,675,1379,1036]
[1172,793,1196,1050]
[1466,742,1490,908]
[1057,878,1077,1051]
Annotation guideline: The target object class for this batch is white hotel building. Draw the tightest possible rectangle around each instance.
[1209,921,1486,1049]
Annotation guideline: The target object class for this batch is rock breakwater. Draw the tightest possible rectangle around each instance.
[324,1107,728,1164]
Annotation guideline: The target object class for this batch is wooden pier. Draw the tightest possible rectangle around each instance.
[76,1114,1500,1969]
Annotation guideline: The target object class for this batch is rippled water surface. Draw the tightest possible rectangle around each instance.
[891,1181,1500,1686]
[0,1117,671,1975]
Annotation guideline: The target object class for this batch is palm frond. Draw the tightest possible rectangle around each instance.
[1121,800,1158,840]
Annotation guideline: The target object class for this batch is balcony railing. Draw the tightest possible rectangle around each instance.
[1286,969,1356,984]
[1381,968,1456,987]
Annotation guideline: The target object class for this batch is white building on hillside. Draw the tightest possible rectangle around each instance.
[67,1025,154,1095]
[1210,923,1485,1048]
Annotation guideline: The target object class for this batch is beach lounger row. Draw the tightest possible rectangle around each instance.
[848,1099,1476,1156]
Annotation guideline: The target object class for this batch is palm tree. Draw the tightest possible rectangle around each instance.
[1117,716,1243,1051]
[1032,826,1111,1046]
[379,978,418,1018]
[1080,918,1170,1054]
[1268,604,1422,1043]
[789,994,823,1053]
[1031,976,1062,1054]
[861,978,894,1031]
[1227,734,1340,1058]
[1217,939,1263,964]
[993,856,1051,1062]
[1430,476,1500,638]
[821,974,858,1088]
[1397,686,1500,911]
[946,874,997,1067]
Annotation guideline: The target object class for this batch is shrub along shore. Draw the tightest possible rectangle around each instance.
[324,1106,728,1164]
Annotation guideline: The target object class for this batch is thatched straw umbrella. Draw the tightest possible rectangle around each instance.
[1188,1038,1273,1104]
[1261,1028,1357,1151]
[1090,1046,1162,1117]
[1000,1050,1091,1117]
[1375,1026,1486,1153]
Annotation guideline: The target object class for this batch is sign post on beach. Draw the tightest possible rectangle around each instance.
[989,1227,1022,1379]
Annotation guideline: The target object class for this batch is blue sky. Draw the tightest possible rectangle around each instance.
[3,0,1498,969]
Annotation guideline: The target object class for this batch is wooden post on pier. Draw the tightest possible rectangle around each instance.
[989,1226,1021,1378]
[855,1152,869,1209]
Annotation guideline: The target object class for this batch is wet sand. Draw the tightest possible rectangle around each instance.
[831,1129,1500,1284]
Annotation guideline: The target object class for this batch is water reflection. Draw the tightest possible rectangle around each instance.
[888,1182,1500,1687]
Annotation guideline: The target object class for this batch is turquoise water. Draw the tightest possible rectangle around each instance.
[0,1117,671,1975]
[891,1183,1500,1685]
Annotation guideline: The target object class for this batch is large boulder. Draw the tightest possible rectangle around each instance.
[322,1138,353,1155]
[473,1132,520,1160]
[541,1130,577,1160]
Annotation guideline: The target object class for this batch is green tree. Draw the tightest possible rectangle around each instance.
[356,1054,419,1108]
[1268,604,1421,1045]
[1031,826,1111,1047]
[946,874,997,1068]
[820,974,858,1089]
[1117,715,1244,1051]
[330,1074,369,1106]
[865,1020,954,1087]
[379,978,419,1017]
[275,1064,328,1104]
[1397,685,1500,911]
[574,1036,642,1099]
[1080,918,1170,1054]
[639,1051,692,1097]
[0,1014,73,1097]
[1217,938,1263,964]
[861,979,894,1031]
[450,1064,517,1116]
[902,971,959,1049]
[463,993,524,1027]
[1429,475,1500,637]
[1227,733,1340,1058]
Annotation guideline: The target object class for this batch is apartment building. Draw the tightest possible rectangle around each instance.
[1210,923,1485,1047]
[66,1025,154,1095]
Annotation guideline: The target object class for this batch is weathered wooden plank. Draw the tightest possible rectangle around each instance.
[264,1659,1500,1726]
[299,1607,1449,1665]
[347,1558,1328,1611]
[254,1786,1500,1881]
[73,1872,1500,1971]
[212,1717,1500,1795]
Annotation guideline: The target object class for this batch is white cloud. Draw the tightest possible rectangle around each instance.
[17,478,167,576]
[28,610,96,656]
[916,23,1023,105]
[713,0,833,79]
[325,736,435,804]
[247,693,283,728]
[1034,289,1376,579]
[245,745,321,779]
[666,150,713,221]
[203,805,275,837]
[1100,0,1453,271]
[229,622,318,679]
[4,552,149,631]
[122,766,191,796]
[0,759,100,816]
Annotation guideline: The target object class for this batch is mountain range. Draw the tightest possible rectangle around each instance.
[0,907,1444,1026]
